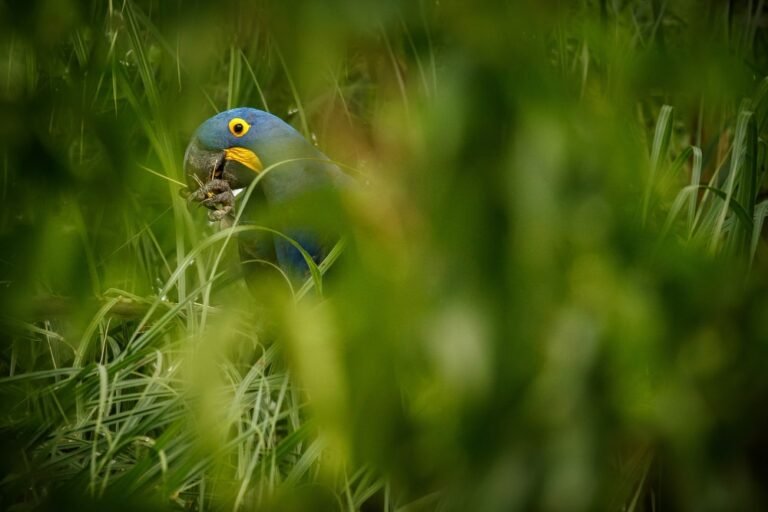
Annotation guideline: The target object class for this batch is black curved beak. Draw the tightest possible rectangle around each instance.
[183,137,261,193]
[183,137,226,191]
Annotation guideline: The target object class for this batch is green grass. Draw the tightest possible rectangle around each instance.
[3,1,768,511]
[657,80,768,265]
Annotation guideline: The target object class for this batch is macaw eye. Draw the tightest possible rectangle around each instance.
[228,117,250,137]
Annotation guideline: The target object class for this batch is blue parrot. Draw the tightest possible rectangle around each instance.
[182,107,353,289]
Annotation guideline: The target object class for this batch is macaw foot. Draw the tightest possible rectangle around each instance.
[186,178,236,222]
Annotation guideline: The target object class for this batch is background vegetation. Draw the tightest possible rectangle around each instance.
[2,0,768,510]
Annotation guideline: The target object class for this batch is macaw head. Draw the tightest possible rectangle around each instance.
[183,107,308,191]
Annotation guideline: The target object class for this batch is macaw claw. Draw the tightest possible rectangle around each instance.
[187,178,235,221]
[207,207,232,222]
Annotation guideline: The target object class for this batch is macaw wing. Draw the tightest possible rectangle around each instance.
[273,228,332,283]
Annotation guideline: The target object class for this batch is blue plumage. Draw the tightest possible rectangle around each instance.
[184,107,352,285]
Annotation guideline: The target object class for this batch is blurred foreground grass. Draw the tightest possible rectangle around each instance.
[2,1,768,510]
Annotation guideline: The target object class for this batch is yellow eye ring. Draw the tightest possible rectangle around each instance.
[228,117,250,137]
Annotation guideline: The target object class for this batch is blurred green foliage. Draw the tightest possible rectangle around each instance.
[2,0,768,510]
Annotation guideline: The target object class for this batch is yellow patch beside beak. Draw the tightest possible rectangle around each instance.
[224,147,263,173]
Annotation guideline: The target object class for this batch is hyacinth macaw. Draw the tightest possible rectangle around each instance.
[182,107,352,287]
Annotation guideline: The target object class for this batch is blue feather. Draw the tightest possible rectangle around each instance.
[188,107,354,288]
[274,230,327,281]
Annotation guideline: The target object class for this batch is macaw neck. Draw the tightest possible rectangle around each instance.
[252,134,324,168]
